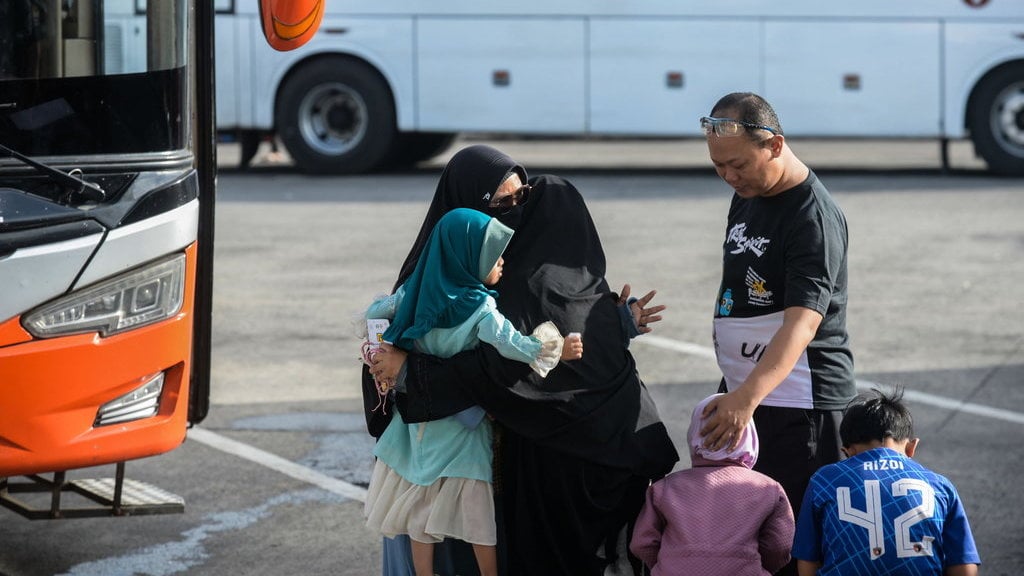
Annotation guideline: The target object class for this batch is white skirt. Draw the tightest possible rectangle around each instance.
[364,459,496,546]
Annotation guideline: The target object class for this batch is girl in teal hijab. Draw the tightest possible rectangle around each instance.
[383,207,510,351]
[363,207,582,576]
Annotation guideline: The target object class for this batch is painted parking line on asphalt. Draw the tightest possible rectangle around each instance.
[637,335,1024,425]
[637,335,718,361]
[187,426,369,502]
[856,380,1024,425]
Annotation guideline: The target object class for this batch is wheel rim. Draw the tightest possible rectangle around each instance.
[297,82,368,156]
[990,79,1024,157]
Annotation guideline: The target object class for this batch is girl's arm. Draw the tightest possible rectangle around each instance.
[759,484,796,574]
[474,302,544,364]
[365,286,404,320]
[475,301,568,376]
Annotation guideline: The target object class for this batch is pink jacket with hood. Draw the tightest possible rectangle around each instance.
[629,394,794,576]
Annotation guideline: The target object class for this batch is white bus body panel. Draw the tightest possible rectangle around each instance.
[416,18,585,133]
[214,13,244,128]
[0,197,196,323]
[0,235,102,325]
[74,200,199,289]
[589,19,760,135]
[765,21,941,137]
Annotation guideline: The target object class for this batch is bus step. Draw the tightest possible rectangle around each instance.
[70,477,185,515]
[0,463,185,520]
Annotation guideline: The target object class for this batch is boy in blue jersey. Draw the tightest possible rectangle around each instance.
[792,387,980,576]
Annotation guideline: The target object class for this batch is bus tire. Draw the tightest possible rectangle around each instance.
[968,62,1024,176]
[275,57,396,174]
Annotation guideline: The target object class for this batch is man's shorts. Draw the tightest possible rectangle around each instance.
[751,404,844,519]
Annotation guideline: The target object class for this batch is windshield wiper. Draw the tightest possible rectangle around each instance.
[0,143,106,202]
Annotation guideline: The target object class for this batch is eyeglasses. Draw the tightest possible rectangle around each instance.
[700,116,779,138]
[488,184,531,211]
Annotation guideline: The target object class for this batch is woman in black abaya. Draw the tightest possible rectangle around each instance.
[369,145,679,575]
[364,145,534,575]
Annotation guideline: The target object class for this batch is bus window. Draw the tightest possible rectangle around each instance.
[1,2,188,158]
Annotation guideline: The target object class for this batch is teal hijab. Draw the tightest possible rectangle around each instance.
[384,208,514,350]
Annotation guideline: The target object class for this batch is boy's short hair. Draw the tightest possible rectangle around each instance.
[839,386,914,447]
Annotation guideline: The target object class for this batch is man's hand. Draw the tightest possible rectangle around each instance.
[699,389,757,452]
[371,342,407,382]
[618,284,666,334]
[701,306,824,451]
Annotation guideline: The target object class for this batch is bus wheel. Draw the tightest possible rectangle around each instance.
[968,63,1024,176]
[386,132,458,168]
[276,58,396,174]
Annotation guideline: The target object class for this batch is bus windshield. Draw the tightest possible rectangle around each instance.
[0,1,188,157]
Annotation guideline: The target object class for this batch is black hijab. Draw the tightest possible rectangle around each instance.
[394,145,528,290]
[399,170,678,477]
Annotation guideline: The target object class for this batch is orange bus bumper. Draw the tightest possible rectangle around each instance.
[0,245,197,477]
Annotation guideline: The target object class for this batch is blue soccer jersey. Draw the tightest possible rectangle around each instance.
[792,447,980,575]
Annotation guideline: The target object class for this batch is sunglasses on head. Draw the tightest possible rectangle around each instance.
[700,116,779,138]
[488,184,531,212]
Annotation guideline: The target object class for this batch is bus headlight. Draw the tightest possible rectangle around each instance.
[95,373,165,426]
[23,254,186,338]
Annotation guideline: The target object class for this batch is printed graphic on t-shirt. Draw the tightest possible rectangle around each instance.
[715,175,856,410]
[745,267,774,307]
[727,222,771,256]
[719,288,734,316]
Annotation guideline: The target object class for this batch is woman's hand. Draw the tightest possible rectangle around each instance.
[371,342,407,382]
[618,284,666,334]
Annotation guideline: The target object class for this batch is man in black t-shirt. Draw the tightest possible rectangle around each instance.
[697,92,856,576]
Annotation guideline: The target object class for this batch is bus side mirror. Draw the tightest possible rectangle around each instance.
[259,0,325,52]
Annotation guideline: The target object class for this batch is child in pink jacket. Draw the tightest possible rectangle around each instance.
[630,394,794,576]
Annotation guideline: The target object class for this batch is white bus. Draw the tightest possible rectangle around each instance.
[209,0,1024,175]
